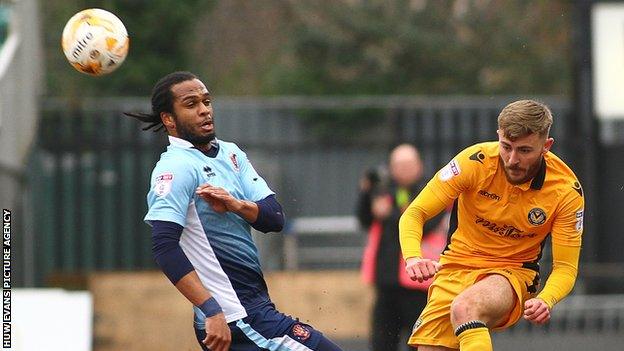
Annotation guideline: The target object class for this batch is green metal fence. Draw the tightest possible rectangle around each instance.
[29,96,578,286]
[31,102,167,284]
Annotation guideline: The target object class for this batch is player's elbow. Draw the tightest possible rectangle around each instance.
[273,217,285,233]
[252,195,285,233]
[252,213,284,233]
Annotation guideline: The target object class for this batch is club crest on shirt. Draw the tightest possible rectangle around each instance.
[154,172,174,197]
[229,153,240,172]
[439,159,461,181]
[291,324,311,341]
[527,208,547,226]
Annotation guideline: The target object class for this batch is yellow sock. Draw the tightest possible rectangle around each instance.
[457,327,492,351]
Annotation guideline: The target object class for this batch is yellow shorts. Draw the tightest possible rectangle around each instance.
[408,264,539,349]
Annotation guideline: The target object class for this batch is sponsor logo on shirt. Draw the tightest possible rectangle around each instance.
[439,159,461,181]
[475,216,537,239]
[527,208,547,226]
[478,189,501,201]
[154,172,174,197]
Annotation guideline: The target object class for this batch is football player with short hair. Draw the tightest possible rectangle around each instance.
[399,99,584,351]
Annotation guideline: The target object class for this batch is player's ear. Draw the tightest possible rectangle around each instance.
[543,137,554,154]
[161,112,175,130]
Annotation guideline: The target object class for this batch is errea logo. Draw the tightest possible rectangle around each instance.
[203,165,216,178]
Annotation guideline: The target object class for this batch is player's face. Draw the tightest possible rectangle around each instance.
[168,79,215,145]
[497,130,553,185]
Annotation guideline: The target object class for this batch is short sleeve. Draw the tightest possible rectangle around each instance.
[144,159,198,227]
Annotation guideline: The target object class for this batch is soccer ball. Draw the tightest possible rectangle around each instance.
[61,8,129,76]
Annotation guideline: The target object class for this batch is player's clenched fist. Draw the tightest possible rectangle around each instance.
[405,257,441,282]
[523,298,551,324]
[203,313,232,351]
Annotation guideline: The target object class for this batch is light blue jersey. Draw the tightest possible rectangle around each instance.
[145,136,274,323]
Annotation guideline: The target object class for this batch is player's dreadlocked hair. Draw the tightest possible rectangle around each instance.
[124,71,197,132]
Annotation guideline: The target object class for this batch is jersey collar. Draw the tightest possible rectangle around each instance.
[167,135,220,158]
[168,135,194,148]
[529,157,547,190]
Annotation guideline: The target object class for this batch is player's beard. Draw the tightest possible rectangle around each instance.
[502,157,542,185]
[173,113,216,146]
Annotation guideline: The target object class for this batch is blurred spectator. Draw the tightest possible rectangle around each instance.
[356,144,447,351]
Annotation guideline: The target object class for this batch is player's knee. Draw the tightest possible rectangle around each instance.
[450,296,477,327]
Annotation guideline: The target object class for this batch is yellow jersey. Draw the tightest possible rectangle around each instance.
[399,141,584,307]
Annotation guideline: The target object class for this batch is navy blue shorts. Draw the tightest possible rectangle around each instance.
[194,301,341,351]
